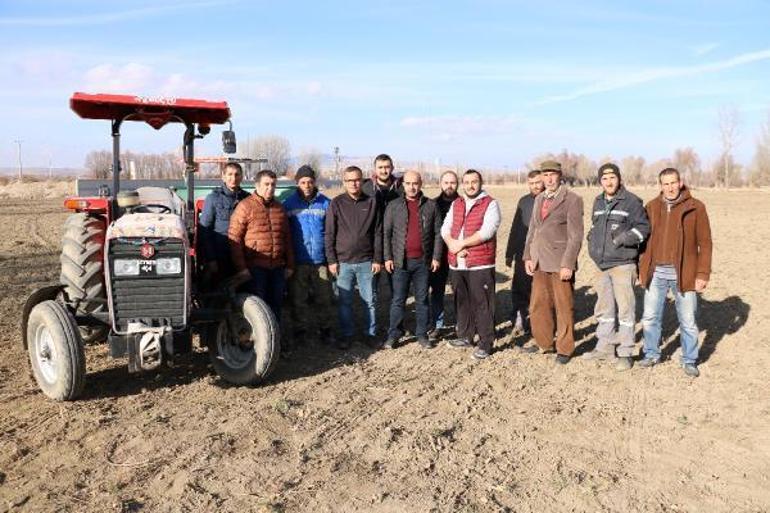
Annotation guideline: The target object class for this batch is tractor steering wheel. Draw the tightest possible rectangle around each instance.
[134,204,172,214]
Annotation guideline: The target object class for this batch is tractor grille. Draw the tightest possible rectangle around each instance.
[108,238,187,331]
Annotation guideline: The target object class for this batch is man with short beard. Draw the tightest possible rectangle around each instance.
[383,171,443,349]
[429,170,459,339]
[229,169,294,321]
[442,169,501,360]
[583,163,649,371]
[505,169,544,346]
[523,161,584,365]
[283,165,335,348]
[638,167,712,377]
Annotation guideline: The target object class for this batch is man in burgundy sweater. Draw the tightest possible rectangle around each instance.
[383,171,443,349]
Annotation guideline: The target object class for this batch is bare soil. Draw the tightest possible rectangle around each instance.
[0,186,768,513]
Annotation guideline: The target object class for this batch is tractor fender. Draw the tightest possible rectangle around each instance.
[21,285,64,350]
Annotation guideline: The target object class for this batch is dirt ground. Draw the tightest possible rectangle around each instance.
[0,184,768,513]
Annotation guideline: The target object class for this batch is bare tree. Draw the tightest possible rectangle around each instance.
[242,135,291,176]
[575,154,596,187]
[717,106,740,189]
[672,147,702,188]
[295,147,324,178]
[84,150,112,178]
[620,155,645,186]
[750,112,770,187]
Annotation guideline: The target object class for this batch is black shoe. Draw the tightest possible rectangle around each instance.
[382,338,396,350]
[364,335,381,349]
[337,337,352,350]
[448,338,472,348]
[320,328,336,346]
[515,343,539,354]
[427,329,439,342]
[417,337,432,349]
[555,354,571,365]
[472,348,491,360]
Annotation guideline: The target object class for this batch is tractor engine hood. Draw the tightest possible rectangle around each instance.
[107,213,188,242]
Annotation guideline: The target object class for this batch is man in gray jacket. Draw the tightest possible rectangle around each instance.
[583,163,650,370]
[524,161,584,365]
[383,171,443,349]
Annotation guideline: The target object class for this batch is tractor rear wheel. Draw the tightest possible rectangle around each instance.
[205,294,280,385]
[60,213,108,344]
[26,300,86,401]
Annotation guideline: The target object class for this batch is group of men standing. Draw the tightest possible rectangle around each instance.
[199,154,712,376]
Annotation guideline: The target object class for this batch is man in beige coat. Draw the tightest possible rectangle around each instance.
[523,161,584,364]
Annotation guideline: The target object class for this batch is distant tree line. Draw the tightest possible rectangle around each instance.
[84,109,770,187]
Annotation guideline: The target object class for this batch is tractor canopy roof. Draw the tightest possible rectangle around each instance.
[70,92,231,130]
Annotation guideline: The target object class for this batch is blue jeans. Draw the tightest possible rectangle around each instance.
[336,261,377,338]
[641,268,699,364]
[389,258,430,340]
[429,263,449,330]
[244,266,286,321]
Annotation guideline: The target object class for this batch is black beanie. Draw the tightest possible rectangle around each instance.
[597,163,621,181]
[295,164,316,181]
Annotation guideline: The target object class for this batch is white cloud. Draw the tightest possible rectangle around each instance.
[537,48,770,105]
[400,115,521,142]
[692,42,720,57]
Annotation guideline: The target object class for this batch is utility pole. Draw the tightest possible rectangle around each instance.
[13,139,23,180]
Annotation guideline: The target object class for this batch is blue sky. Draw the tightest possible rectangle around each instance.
[1,0,770,170]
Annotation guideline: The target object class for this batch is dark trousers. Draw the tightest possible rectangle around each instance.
[244,266,286,321]
[388,258,430,340]
[429,263,450,330]
[530,270,575,356]
[451,268,496,352]
[511,258,532,328]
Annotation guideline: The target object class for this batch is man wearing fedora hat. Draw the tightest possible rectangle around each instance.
[583,163,649,370]
[523,160,584,365]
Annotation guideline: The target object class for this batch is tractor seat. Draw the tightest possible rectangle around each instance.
[135,186,185,215]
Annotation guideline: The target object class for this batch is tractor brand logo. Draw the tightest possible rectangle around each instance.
[140,243,156,259]
[134,95,177,106]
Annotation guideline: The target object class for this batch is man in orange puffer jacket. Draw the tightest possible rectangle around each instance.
[228,169,294,321]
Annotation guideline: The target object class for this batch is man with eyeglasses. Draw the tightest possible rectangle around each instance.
[325,166,383,350]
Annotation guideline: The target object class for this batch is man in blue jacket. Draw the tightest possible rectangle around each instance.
[283,165,335,347]
[583,163,650,370]
[199,162,250,282]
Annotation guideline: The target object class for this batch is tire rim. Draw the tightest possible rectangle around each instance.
[33,324,58,384]
[215,316,254,370]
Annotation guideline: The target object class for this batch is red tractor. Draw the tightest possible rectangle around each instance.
[21,93,281,401]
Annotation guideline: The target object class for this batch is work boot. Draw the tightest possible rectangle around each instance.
[615,357,633,371]
[417,337,432,349]
[515,343,539,354]
[319,328,335,346]
[427,328,439,343]
[337,336,352,351]
[364,335,381,349]
[382,338,397,350]
[471,348,491,360]
[555,354,571,365]
[581,348,616,361]
[448,337,472,348]
[637,357,660,368]
[682,363,700,378]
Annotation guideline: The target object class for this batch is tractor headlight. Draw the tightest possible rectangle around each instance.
[114,259,140,276]
[156,257,182,275]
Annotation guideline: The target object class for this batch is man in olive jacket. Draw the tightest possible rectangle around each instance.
[523,160,584,365]
[638,167,712,377]
[383,171,443,349]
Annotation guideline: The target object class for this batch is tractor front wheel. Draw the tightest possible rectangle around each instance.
[205,294,280,385]
[26,300,86,401]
